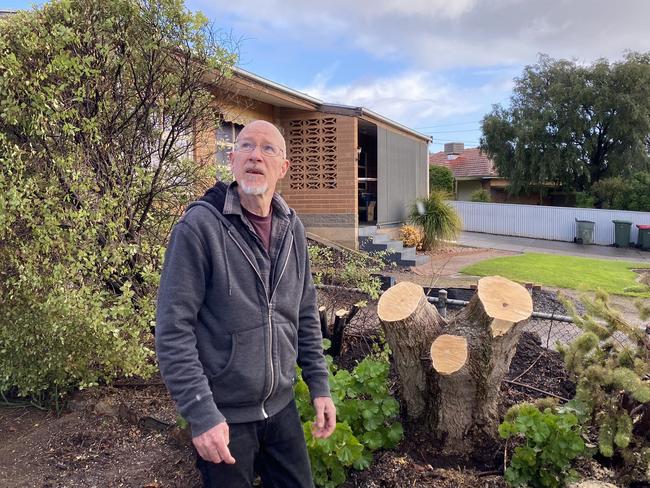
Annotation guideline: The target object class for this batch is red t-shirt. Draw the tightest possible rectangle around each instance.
[242,206,273,253]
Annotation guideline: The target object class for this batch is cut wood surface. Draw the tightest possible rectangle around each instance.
[377,281,431,323]
[478,276,533,337]
[430,335,468,375]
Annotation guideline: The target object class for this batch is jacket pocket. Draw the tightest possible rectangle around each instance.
[208,324,267,407]
[275,320,298,391]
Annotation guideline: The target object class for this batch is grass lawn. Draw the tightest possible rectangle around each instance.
[460,252,650,297]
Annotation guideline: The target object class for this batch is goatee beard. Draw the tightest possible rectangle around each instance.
[240,182,268,195]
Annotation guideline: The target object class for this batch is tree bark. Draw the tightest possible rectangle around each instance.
[378,276,533,451]
[377,282,446,421]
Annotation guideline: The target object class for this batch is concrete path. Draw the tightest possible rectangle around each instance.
[456,231,650,263]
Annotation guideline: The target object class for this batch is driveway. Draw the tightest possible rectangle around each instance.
[385,246,517,288]
[457,231,649,263]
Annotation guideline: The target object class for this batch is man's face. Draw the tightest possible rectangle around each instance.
[229,121,289,196]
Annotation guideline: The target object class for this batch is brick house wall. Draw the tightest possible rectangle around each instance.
[276,110,358,249]
[192,95,360,248]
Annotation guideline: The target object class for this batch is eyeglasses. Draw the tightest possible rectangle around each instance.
[233,141,284,157]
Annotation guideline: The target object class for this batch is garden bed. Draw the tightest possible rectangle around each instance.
[0,289,632,487]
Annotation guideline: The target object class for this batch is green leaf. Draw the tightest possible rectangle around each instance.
[361,430,384,450]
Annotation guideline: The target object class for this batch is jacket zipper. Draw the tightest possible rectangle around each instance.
[227,230,294,418]
[271,232,294,300]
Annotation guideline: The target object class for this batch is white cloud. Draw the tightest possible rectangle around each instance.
[300,71,486,127]
[198,0,650,69]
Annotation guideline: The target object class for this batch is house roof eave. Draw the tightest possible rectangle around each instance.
[320,103,431,142]
[214,66,322,111]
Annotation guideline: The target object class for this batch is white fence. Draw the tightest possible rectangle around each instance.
[449,201,650,246]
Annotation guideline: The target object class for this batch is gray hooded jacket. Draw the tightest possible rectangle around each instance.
[155,182,330,437]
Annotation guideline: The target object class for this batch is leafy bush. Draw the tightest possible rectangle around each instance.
[575,191,596,208]
[429,165,454,193]
[559,292,650,481]
[399,225,424,250]
[0,0,235,406]
[589,177,626,208]
[470,188,491,202]
[589,172,650,211]
[499,402,586,488]
[408,190,461,250]
[295,342,403,488]
[308,244,388,299]
[616,171,650,211]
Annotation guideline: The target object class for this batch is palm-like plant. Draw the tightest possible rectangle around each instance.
[408,190,461,250]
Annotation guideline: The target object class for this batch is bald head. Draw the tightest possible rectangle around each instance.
[229,119,290,206]
[237,120,286,155]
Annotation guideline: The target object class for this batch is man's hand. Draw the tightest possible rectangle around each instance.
[192,422,236,464]
[312,396,336,439]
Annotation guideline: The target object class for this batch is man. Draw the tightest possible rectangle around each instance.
[155,120,336,487]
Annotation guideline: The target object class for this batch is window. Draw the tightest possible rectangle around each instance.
[216,120,244,165]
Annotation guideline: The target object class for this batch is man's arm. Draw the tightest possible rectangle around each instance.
[155,220,225,438]
[294,223,336,438]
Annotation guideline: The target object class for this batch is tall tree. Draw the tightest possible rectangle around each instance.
[480,53,650,194]
[0,0,236,403]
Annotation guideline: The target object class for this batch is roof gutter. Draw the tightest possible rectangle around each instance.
[232,66,322,107]
[320,103,431,142]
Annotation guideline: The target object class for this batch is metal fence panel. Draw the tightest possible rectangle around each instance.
[450,201,650,246]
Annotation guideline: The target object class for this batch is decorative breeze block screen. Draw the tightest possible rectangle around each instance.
[287,117,337,190]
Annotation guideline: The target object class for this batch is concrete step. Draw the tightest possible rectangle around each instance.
[358,228,431,268]
[370,233,391,244]
[375,226,402,240]
[399,247,416,260]
[358,225,377,237]
[384,240,404,252]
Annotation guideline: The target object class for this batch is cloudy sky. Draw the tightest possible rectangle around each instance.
[6,0,650,151]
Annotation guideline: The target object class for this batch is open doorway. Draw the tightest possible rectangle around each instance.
[358,120,377,225]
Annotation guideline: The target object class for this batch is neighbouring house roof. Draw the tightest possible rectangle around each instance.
[429,147,498,179]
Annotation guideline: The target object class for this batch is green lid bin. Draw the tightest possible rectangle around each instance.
[612,220,632,247]
[637,224,650,250]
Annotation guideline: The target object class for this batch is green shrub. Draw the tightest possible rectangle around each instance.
[295,342,403,488]
[589,172,650,211]
[0,0,235,407]
[429,165,455,193]
[589,177,626,208]
[308,245,388,299]
[470,188,491,202]
[575,191,595,208]
[499,402,586,488]
[617,171,650,211]
[559,292,650,481]
[408,190,461,250]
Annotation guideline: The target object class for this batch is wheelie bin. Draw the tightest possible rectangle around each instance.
[574,219,595,244]
[637,224,650,250]
[612,220,632,247]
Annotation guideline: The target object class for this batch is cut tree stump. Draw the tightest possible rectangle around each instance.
[378,276,533,451]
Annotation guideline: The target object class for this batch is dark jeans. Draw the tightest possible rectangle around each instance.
[196,400,314,488]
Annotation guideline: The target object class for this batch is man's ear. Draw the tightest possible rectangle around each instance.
[279,158,289,178]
